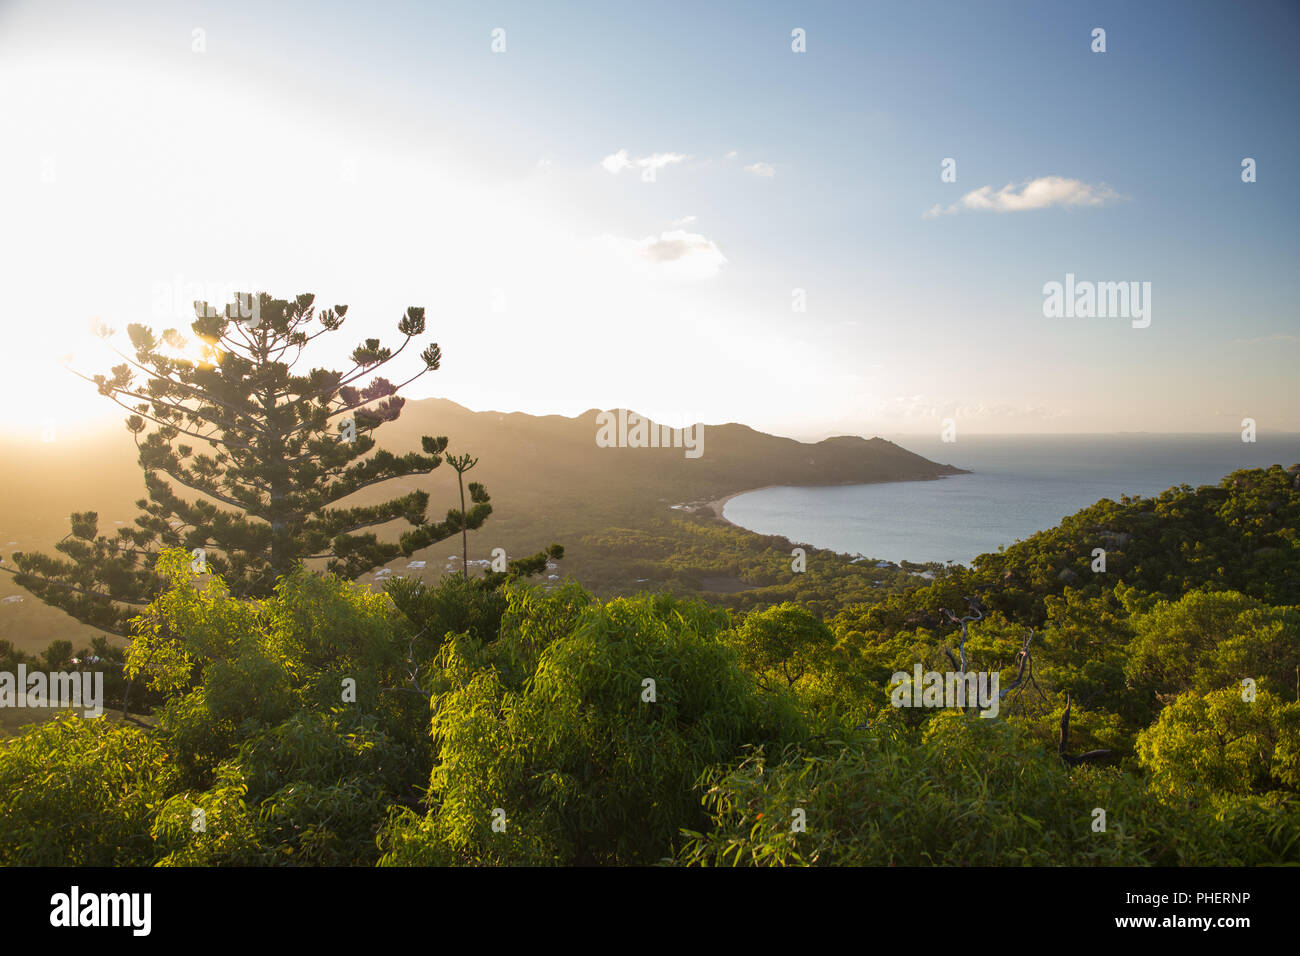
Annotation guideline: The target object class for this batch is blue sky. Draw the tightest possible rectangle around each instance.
[1,0,1296,439]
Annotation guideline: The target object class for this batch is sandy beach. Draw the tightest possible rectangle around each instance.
[703,485,782,524]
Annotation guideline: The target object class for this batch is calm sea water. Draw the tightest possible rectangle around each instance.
[723,434,1300,566]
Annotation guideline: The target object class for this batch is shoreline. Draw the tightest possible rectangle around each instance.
[703,472,966,530]
[703,485,782,523]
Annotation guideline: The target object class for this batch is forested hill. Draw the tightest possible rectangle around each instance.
[0,401,962,653]
[5,464,1299,866]
[0,400,962,522]
[878,462,1300,627]
[354,399,967,594]
[377,399,966,506]
[0,401,963,531]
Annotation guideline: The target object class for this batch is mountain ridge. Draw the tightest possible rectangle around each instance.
[0,397,967,654]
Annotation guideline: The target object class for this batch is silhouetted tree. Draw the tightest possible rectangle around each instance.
[3,291,491,635]
[445,452,481,581]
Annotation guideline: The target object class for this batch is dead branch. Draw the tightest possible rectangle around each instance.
[1058,694,1113,766]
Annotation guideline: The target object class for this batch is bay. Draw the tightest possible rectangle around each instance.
[722,434,1300,566]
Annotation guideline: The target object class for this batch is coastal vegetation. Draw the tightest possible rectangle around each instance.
[2,292,1295,865]
[1,464,1296,865]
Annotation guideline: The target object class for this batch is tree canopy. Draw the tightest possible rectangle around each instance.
[4,292,491,635]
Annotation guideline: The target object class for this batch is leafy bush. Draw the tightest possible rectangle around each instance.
[380,590,806,865]
[678,711,1300,866]
[0,714,177,865]
[153,711,414,865]
[1136,686,1300,801]
[8,461,1300,868]
[1124,591,1299,704]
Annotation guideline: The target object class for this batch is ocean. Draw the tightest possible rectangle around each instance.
[721,434,1300,566]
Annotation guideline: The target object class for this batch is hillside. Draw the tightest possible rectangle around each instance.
[0,400,964,653]
[4,465,1298,867]
[376,399,965,508]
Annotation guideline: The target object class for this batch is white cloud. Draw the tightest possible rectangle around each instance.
[744,161,775,178]
[595,228,727,279]
[600,149,632,174]
[724,150,738,159]
[925,176,1120,217]
[600,148,689,178]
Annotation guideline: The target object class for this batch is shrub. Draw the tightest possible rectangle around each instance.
[381,590,806,865]
[0,714,177,865]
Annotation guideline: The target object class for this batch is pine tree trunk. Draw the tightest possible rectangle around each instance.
[262,347,290,580]
[458,471,468,580]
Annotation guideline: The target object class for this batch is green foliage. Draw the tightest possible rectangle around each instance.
[1036,587,1137,721]
[0,549,431,865]
[0,714,177,865]
[153,712,415,865]
[1125,590,1299,704]
[380,589,806,865]
[5,464,1300,867]
[479,543,566,591]
[578,518,940,616]
[7,291,488,635]
[1136,687,1300,801]
[971,465,1300,620]
[385,567,510,649]
[730,603,836,690]
[679,717,1081,866]
[150,765,266,866]
[727,602,864,723]
[679,713,1300,867]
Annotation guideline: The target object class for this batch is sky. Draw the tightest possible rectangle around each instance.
[1,0,1297,442]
